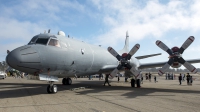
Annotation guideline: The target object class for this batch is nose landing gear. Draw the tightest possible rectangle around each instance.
[47,81,57,94]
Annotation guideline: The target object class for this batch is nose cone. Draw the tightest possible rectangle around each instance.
[6,45,41,73]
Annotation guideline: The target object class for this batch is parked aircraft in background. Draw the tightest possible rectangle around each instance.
[6,30,200,94]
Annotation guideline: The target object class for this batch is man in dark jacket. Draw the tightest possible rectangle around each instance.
[104,74,112,86]
[186,73,190,85]
[179,74,182,85]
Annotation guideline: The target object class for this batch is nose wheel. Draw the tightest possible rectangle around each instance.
[47,81,57,94]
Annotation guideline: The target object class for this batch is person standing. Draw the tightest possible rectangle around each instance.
[181,73,184,81]
[146,73,148,80]
[149,73,151,82]
[104,74,112,86]
[140,73,143,84]
[190,76,193,85]
[141,76,143,84]
[154,76,157,83]
[183,73,185,81]
[186,73,190,85]
[168,73,170,80]
[179,74,182,85]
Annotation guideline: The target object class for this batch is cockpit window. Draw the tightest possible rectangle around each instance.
[35,38,49,45]
[48,39,60,47]
[28,36,38,44]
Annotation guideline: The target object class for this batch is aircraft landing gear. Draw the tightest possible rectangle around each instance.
[136,79,141,88]
[47,81,57,94]
[131,79,141,88]
[62,77,72,85]
[131,79,135,87]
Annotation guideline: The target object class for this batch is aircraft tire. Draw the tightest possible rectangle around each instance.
[51,85,57,93]
[47,85,52,93]
[136,79,141,88]
[131,79,135,87]
[62,78,67,85]
[67,78,72,85]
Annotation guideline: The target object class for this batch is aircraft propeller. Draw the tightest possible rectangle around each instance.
[107,44,141,78]
[156,36,197,76]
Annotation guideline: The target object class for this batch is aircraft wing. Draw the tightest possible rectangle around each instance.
[139,62,166,69]
[139,58,200,69]
[135,53,161,60]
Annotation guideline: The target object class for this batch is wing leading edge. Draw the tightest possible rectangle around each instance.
[135,53,161,60]
[139,58,200,69]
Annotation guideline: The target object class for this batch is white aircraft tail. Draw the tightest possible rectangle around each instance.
[118,31,129,54]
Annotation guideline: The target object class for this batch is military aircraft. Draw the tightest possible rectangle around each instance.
[6,30,200,94]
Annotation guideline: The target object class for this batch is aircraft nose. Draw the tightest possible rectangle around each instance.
[6,46,41,73]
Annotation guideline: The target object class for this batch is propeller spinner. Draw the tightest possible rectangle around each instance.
[156,36,197,76]
[107,44,141,78]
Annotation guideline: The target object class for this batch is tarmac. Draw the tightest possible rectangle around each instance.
[0,75,200,112]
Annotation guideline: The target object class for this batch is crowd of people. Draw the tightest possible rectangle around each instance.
[8,69,27,78]
[179,73,193,85]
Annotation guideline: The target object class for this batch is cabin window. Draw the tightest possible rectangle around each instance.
[35,38,49,45]
[48,39,61,47]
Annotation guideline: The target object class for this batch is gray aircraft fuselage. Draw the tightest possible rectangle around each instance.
[6,33,140,77]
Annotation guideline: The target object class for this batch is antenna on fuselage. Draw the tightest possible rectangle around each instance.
[68,35,70,38]
[57,31,66,36]
[48,29,51,33]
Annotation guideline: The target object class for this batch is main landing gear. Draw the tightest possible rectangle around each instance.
[62,77,72,85]
[47,81,57,94]
[131,79,141,88]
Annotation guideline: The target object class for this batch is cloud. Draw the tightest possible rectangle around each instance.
[91,0,200,49]
[0,18,45,40]
[0,0,89,62]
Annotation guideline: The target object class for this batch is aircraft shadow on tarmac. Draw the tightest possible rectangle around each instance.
[0,80,200,99]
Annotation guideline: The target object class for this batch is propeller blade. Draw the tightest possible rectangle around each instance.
[109,68,118,79]
[156,40,173,55]
[178,36,195,54]
[158,58,174,76]
[124,63,141,78]
[126,44,140,60]
[178,57,198,73]
[107,47,121,61]
[109,65,123,79]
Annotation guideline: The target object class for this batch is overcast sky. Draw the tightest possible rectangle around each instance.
[0,0,200,69]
